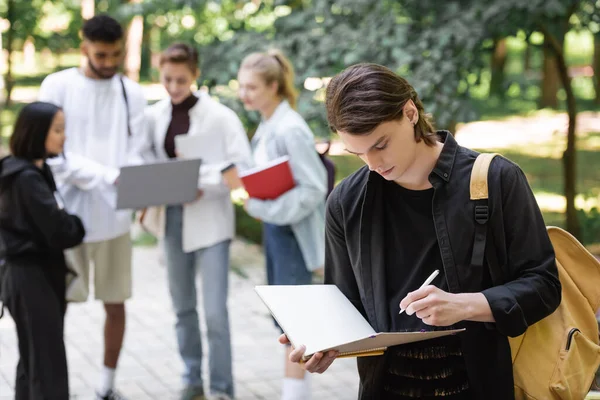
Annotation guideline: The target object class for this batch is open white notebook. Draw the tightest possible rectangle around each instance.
[255,284,465,360]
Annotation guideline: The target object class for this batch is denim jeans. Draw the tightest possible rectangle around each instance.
[264,223,312,287]
[164,205,233,397]
[263,223,312,332]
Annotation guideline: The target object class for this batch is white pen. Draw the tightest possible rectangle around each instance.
[399,269,440,315]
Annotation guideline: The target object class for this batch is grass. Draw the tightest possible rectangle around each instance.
[482,132,600,200]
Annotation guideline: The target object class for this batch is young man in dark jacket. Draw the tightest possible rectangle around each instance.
[281,64,561,399]
[0,102,85,399]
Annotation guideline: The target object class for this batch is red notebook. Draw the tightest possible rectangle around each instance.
[240,156,295,200]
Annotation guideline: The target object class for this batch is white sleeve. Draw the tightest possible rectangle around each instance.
[38,75,64,106]
[246,127,327,225]
[125,82,151,166]
[199,111,253,199]
[47,153,119,191]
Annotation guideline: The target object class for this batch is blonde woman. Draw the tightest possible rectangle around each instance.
[144,43,252,400]
[238,50,327,400]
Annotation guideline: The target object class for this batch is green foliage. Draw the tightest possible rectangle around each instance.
[234,201,263,244]
[396,0,597,128]
[133,231,158,246]
[6,0,598,136]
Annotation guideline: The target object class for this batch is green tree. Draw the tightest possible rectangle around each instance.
[0,0,47,106]
[400,0,600,238]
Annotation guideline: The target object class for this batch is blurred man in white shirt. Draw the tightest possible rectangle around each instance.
[38,14,147,400]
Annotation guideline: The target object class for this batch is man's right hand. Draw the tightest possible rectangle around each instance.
[278,334,338,374]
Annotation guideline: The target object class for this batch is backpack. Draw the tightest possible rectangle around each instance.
[316,140,336,199]
[318,152,336,199]
[470,153,600,400]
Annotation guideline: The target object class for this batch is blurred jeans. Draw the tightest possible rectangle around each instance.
[164,205,233,397]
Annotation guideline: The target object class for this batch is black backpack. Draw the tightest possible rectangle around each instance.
[317,141,336,199]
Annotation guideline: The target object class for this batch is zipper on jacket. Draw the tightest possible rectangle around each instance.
[566,328,580,350]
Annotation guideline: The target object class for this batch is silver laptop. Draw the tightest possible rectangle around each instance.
[116,158,202,210]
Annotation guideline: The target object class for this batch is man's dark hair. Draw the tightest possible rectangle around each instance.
[82,14,124,43]
[326,63,437,146]
[10,102,61,160]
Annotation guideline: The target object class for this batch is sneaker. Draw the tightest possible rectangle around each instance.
[96,389,128,400]
[180,386,206,400]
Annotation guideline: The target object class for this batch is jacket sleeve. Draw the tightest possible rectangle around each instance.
[324,187,366,317]
[481,163,561,337]
[15,170,86,250]
[198,111,253,200]
[245,127,327,225]
[140,106,159,163]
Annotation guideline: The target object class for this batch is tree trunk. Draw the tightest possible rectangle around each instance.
[80,0,94,68]
[541,27,581,240]
[149,24,162,82]
[540,34,562,109]
[124,0,144,82]
[594,32,600,105]
[446,120,457,135]
[139,17,152,81]
[490,38,507,98]
[4,0,15,108]
[524,39,531,73]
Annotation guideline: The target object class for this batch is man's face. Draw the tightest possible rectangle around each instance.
[81,39,123,79]
[339,102,419,182]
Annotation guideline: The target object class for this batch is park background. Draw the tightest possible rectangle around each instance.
[1,0,599,250]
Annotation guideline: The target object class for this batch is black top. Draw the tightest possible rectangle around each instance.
[164,94,199,158]
[383,183,445,331]
[382,181,470,399]
[0,156,85,265]
[323,131,561,400]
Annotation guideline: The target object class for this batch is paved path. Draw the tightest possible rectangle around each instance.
[0,238,360,399]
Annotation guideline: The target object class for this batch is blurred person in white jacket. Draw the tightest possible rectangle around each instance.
[142,43,252,400]
[38,14,148,400]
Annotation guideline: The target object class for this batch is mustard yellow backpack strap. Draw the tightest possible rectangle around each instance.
[470,153,499,200]
[468,153,499,268]
[469,153,523,365]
